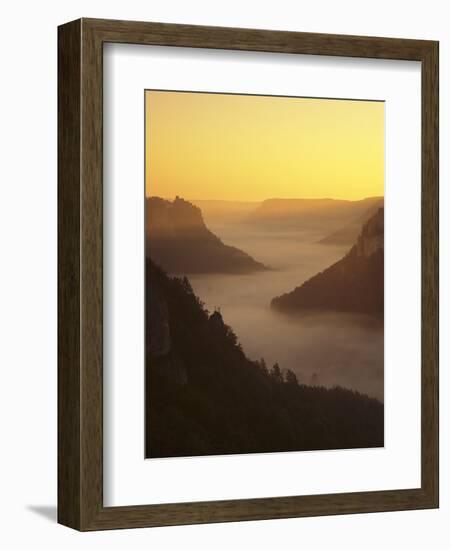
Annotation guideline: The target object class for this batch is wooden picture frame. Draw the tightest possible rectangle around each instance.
[58,18,439,531]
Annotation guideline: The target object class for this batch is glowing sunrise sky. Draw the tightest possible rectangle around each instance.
[145,91,384,201]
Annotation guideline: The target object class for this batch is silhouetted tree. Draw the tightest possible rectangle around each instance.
[270,363,283,384]
[258,358,268,375]
[285,369,299,386]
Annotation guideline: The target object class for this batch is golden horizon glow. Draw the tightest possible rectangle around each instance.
[145,91,384,202]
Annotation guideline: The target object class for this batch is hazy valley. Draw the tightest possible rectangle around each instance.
[148,196,384,402]
[191,211,383,401]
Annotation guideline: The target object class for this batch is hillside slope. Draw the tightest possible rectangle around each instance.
[272,208,384,317]
[146,197,267,274]
[146,259,384,458]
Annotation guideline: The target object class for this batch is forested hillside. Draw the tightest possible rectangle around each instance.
[146,259,384,458]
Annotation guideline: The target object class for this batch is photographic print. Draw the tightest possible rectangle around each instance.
[145,90,384,459]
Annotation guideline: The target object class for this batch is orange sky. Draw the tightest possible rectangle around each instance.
[145,91,384,201]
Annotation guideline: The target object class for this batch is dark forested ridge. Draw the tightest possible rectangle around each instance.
[272,208,384,318]
[146,259,384,458]
[146,196,267,274]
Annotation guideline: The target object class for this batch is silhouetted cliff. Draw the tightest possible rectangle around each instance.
[146,258,384,458]
[271,208,384,317]
[146,197,267,274]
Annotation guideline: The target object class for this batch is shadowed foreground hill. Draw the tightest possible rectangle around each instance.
[146,259,384,458]
[146,197,267,274]
[272,208,384,317]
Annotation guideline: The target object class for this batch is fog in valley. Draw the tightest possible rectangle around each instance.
[188,208,384,401]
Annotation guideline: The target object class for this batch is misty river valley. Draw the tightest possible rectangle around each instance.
[189,221,384,401]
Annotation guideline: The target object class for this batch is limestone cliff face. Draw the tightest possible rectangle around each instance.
[271,209,384,317]
[355,208,384,258]
[146,197,267,274]
[148,197,206,240]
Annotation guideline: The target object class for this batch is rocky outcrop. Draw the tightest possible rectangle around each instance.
[271,209,384,317]
[148,196,205,240]
[146,197,267,274]
[354,207,384,258]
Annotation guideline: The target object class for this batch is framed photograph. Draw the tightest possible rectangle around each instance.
[58,18,439,530]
